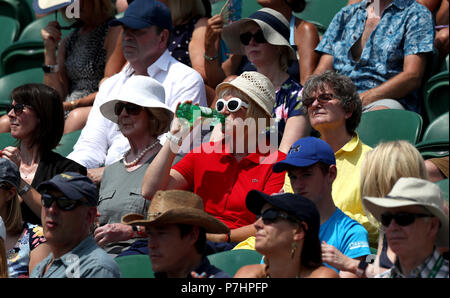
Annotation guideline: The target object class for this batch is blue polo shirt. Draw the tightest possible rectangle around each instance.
[30,235,120,278]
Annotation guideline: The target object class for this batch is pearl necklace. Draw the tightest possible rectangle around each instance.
[123,140,159,168]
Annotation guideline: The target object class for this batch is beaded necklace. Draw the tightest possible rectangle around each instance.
[123,140,159,167]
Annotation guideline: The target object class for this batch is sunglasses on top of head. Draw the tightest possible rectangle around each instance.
[380,212,433,227]
[239,30,267,46]
[114,102,144,116]
[215,97,249,113]
[7,103,33,116]
[41,193,90,211]
[256,208,300,225]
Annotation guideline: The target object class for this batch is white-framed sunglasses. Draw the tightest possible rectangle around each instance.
[215,97,249,113]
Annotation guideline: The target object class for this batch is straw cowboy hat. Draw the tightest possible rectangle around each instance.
[215,71,275,117]
[100,75,174,125]
[363,177,449,247]
[221,7,297,60]
[121,190,229,234]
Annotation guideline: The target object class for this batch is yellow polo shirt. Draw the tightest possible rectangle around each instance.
[282,134,378,246]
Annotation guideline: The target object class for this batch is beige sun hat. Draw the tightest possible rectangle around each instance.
[221,7,296,60]
[100,75,173,125]
[215,71,275,117]
[121,190,229,234]
[363,177,449,247]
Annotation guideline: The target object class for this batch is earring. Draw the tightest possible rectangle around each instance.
[290,242,298,259]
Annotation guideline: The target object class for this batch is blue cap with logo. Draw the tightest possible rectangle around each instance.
[109,0,172,32]
[273,137,336,173]
[37,172,98,206]
[0,158,21,190]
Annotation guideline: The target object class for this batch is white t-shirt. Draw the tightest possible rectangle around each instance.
[67,50,207,168]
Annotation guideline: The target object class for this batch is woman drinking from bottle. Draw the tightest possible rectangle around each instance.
[141,71,286,254]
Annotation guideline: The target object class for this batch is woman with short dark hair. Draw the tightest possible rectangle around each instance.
[1,84,86,225]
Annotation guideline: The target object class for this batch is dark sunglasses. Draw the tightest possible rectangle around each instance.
[7,103,33,116]
[41,193,90,211]
[114,102,143,116]
[380,212,432,227]
[240,30,267,46]
[303,93,335,107]
[257,208,300,225]
[215,97,249,113]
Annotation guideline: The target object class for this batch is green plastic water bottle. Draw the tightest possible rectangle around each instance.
[176,103,225,126]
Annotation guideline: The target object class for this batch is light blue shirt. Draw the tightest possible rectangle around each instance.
[320,208,371,273]
[316,0,434,113]
[30,235,120,278]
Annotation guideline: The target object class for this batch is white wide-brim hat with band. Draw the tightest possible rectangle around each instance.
[33,0,75,14]
[363,177,449,247]
[121,190,230,234]
[100,75,174,125]
[221,7,296,60]
[215,71,275,117]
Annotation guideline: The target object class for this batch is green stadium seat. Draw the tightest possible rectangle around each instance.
[0,68,44,116]
[53,129,82,157]
[207,249,263,277]
[0,0,34,31]
[18,12,74,42]
[0,16,20,69]
[416,112,449,159]
[115,254,154,278]
[295,0,348,33]
[422,71,449,123]
[0,132,16,149]
[356,109,423,148]
[0,40,45,75]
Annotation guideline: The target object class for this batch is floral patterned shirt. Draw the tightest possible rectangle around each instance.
[316,0,434,113]
[7,223,47,278]
[272,76,304,139]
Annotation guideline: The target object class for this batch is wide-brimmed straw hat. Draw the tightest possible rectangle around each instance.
[363,177,449,247]
[216,71,275,117]
[221,7,296,60]
[121,190,229,234]
[100,75,173,125]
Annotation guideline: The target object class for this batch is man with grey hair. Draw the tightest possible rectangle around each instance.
[363,177,449,278]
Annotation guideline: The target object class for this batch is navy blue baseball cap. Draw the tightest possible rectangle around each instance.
[0,158,21,190]
[109,0,172,31]
[37,172,98,206]
[273,137,336,173]
[246,190,320,235]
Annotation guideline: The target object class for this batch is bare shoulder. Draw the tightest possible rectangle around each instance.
[295,18,319,36]
[307,266,340,278]
[234,264,266,278]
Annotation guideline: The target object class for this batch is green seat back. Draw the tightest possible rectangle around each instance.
[415,112,449,159]
[436,179,449,202]
[0,0,34,32]
[1,40,45,75]
[18,12,74,42]
[356,109,423,148]
[211,0,262,19]
[0,68,44,116]
[295,0,348,33]
[207,249,263,277]
[0,16,20,62]
[115,255,154,278]
[0,132,16,149]
[53,129,82,157]
[423,71,449,123]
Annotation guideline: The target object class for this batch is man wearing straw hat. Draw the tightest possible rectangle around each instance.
[122,190,231,278]
[363,177,449,278]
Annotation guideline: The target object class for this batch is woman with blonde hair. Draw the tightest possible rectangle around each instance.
[0,158,50,278]
[321,140,429,277]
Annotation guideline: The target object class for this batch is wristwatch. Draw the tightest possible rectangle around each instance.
[42,64,59,73]
[19,183,31,196]
[355,259,369,277]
